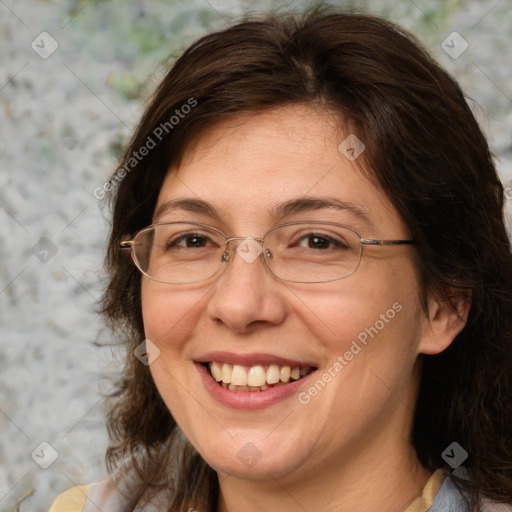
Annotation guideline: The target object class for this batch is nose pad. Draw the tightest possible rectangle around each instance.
[221,250,232,263]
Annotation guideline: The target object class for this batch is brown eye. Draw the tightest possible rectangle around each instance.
[294,233,349,251]
[168,233,211,248]
[306,235,331,249]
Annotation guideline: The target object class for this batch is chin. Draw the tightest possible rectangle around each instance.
[193,431,308,481]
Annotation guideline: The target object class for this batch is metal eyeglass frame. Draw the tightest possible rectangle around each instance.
[120,221,416,284]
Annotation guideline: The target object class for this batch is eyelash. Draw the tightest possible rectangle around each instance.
[166,231,349,250]
[167,233,217,248]
[290,232,349,250]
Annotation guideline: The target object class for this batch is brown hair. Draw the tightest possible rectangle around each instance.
[101,6,512,511]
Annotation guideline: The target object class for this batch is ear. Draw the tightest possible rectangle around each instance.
[417,288,472,355]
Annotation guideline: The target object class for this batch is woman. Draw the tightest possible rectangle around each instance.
[50,6,512,512]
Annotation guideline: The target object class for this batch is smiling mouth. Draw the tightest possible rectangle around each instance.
[204,361,315,392]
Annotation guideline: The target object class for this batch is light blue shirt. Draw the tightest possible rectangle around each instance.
[429,468,512,512]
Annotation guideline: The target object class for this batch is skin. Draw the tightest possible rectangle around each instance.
[141,104,468,512]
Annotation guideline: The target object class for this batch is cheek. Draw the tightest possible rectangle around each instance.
[141,283,205,429]
[293,258,423,386]
[299,283,421,419]
[296,277,413,346]
[141,282,205,350]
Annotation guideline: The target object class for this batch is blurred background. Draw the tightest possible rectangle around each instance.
[1,1,511,511]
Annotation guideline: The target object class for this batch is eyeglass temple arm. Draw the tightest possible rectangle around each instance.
[361,239,416,246]
[120,240,134,248]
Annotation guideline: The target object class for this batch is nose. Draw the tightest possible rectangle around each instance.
[206,238,287,333]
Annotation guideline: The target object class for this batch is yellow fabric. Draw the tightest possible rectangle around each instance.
[48,484,90,512]
[404,469,449,512]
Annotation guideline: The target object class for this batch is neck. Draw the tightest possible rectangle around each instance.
[216,382,432,512]
[217,445,431,512]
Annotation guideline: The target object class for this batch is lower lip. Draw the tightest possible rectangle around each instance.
[196,363,316,410]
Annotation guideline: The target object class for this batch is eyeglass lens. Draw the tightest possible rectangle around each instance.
[131,222,363,284]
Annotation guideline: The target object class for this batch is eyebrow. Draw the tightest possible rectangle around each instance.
[270,196,375,229]
[153,196,375,229]
[154,198,219,220]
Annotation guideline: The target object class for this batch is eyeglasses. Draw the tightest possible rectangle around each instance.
[120,221,415,284]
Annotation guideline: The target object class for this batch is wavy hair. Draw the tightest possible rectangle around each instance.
[100,6,512,511]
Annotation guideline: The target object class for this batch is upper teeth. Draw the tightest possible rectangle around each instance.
[209,362,310,387]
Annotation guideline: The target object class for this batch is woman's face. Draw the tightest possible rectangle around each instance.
[142,105,432,483]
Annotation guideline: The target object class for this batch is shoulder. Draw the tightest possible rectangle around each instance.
[48,485,90,512]
[48,473,167,512]
[429,469,512,512]
[480,501,512,512]
[49,477,128,512]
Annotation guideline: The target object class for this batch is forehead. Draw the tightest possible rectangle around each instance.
[155,105,404,236]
